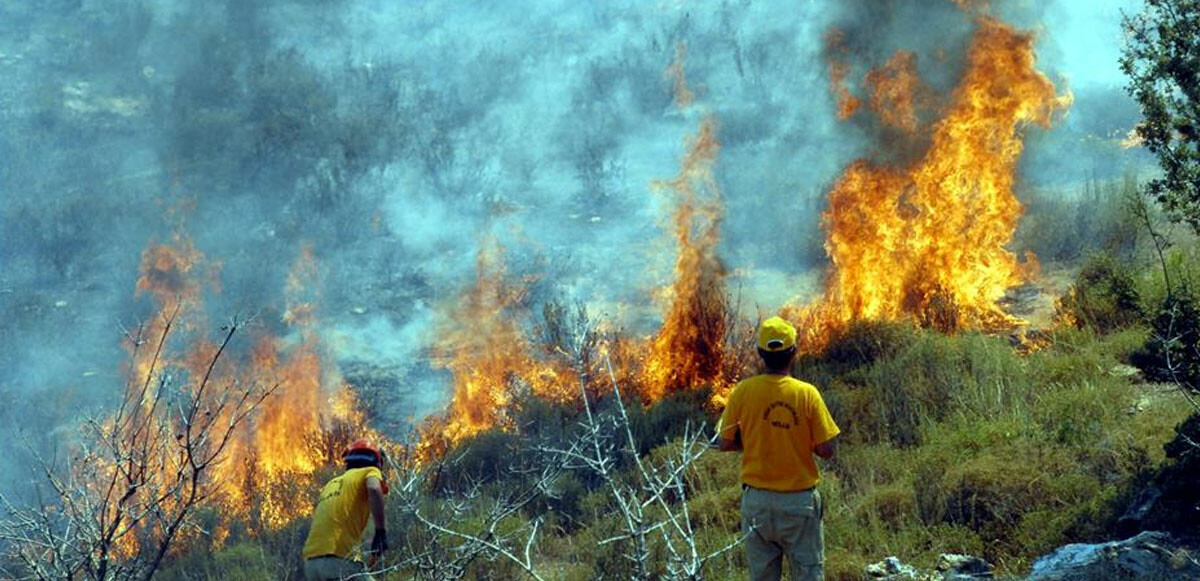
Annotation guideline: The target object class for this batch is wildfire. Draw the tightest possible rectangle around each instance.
[666,43,694,110]
[102,238,380,548]
[864,51,927,135]
[825,30,862,121]
[417,240,578,460]
[640,116,731,403]
[790,17,1071,351]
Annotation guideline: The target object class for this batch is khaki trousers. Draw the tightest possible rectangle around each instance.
[303,556,372,581]
[740,487,824,581]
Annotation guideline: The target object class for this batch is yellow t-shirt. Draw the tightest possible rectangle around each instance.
[719,374,840,491]
[302,466,385,560]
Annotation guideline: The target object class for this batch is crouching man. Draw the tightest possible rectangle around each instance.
[719,317,840,581]
[302,439,389,580]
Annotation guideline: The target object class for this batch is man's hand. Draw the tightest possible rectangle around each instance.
[814,437,836,460]
[369,528,388,555]
[718,430,743,452]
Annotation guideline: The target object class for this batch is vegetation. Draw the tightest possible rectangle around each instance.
[3,174,1197,579]
[4,0,1200,577]
[142,234,1194,579]
[1122,0,1200,233]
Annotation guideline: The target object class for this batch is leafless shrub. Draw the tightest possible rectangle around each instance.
[536,314,744,580]
[0,308,274,580]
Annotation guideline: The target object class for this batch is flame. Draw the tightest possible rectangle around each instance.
[864,51,927,134]
[666,43,694,109]
[640,116,730,403]
[92,238,380,553]
[791,18,1070,351]
[825,30,861,120]
[417,240,578,460]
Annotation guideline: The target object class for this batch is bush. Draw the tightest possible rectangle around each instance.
[1133,286,1200,388]
[436,429,523,492]
[1057,253,1143,333]
[810,320,918,372]
[1142,412,1200,534]
[158,542,283,581]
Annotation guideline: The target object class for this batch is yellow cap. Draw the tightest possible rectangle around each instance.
[757,316,797,352]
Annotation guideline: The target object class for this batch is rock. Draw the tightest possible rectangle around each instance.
[1116,484,1163,535]
[1110,363,1146,383]
[1027,531,1200,581]
[936,553,992,579]
[1126,393,1152,415]
[866,556,921,580]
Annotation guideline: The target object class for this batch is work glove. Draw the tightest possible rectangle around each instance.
[369,528,388,555]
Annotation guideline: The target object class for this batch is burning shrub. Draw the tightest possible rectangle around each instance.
[1057,253,1144,333]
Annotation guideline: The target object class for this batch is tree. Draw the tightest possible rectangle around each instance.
[0,311,273,581]
[1122,0,1200,233]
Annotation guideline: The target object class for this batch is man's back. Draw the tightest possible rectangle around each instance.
[303,466,382,560]
[722,374,839,492]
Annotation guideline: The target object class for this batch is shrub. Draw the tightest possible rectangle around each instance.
[1133,286,1200,388]
[436,429,523,492]
[1057,253,1143,333]
[157,542,282,581]
[810,320,918,372]
[1137,412,1200,536]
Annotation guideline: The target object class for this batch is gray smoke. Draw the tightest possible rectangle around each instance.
[0,0,1148,490]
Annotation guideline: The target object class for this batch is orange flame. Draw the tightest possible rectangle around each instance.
[99,238,380,549]
[641,116,730,402]
[790,18,1071,351]
[666,43,695,109]
[417,240,578,460]
[825,30,862,120]
[864,51,928,134]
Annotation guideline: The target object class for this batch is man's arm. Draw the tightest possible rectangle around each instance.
[813,436,836,460]
[366,476,387,554]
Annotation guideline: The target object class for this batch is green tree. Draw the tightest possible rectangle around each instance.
[1122,0,1200,233]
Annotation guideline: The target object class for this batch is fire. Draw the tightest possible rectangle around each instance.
[825,30,861,121]
[417,240,578,460]
[640,116,731,403]
[666,43,694,110]
[98,238,380,549]
[791,17,1071,351]
[864,51,927,135]
[414,48,736,452]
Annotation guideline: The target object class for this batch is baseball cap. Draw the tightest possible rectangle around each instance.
[757,316,797,352]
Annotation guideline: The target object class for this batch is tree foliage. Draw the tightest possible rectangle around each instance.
[1122,0,1200,233]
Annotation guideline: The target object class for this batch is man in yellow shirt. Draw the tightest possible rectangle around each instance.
[719,317,840,581]
[302,439,390,580]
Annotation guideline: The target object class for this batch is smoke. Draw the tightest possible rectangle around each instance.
[0,0,1150,487]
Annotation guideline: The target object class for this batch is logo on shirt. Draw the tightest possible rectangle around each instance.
[763,401,799,429]
[317,477,344,505]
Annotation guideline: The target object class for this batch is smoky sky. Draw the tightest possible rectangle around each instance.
[0,0,1151,488]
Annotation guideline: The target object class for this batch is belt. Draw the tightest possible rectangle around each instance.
[742,483,815,493]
